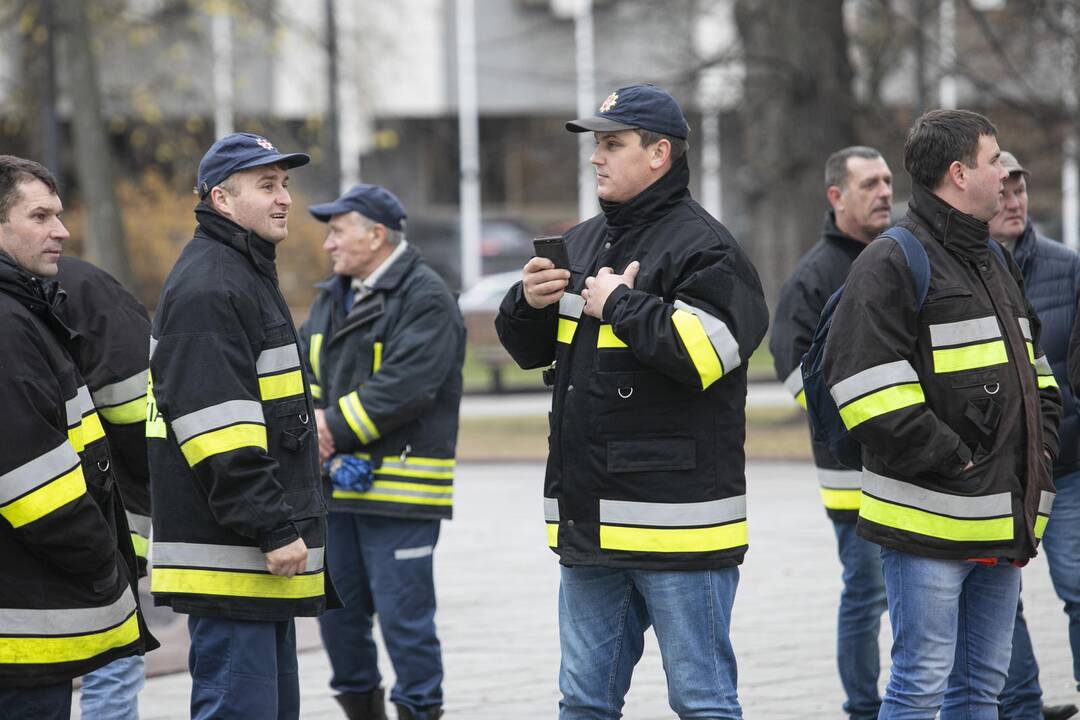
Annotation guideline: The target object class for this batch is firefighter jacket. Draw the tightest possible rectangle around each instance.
[770,212,867,522]
[823,183,1063,561]
[0,252,156,686]
[299,243,465,520]
[148,204,333,622]
[57,256,153,573]
[495,156,769,571]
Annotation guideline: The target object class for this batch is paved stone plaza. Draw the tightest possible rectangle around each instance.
[85,461,1079,719]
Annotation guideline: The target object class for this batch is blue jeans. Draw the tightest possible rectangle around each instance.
[188,615,299,720]
[832,520,887,720]
[80,654,144,719]
[318,513,443,712]
[1000,468,1080,717]
[558,564,741,720]
[879,547,1020,720]
[0,682,71,719]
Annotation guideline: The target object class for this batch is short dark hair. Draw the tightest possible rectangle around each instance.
[0,156,58,223]
[825,146,883,190]
[903,109,997,189]
[635,128,689,162]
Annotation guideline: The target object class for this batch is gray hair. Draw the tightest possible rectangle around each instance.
[825,146,883,191]
[359,215,406,246]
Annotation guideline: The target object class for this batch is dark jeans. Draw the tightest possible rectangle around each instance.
[0,681,72,720]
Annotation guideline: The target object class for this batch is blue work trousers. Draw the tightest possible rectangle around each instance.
[80,654,144,719]
[0,681,71,720]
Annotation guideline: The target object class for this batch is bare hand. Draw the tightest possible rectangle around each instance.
[522,256,571,310]
[314,409,335,462]
[582,261,640,319]
[265,537,308,578]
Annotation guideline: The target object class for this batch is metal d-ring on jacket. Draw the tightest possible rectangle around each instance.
[148,204,333,621]
[824,184,1063,561]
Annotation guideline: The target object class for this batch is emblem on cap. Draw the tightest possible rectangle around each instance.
[255,136,276,151]
[599,92,618,113]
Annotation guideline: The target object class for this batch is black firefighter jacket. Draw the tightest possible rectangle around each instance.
[0,252,156,686]
[770,212,867,522]
[495,156,770,571]
[57,256,153,573]
[823,184,1062,560]
[299,243,465,520]
[148,205,333,621]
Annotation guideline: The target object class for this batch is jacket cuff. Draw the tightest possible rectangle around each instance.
[602,284,631,323]
[326,405,360,453]
[259,522,300,553]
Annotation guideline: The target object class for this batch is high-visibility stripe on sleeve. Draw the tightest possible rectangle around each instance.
[0,442,83,506]
[556,294,585,345]
[817,468,862,510]
[256,345,304,401]
[1035,354,1059,389]
[0,465,86,528]
[311,384,323,399]
[597,324,628,348]
[839,384,924,429]
[309,333,324,384]
[557,319,578,344]
[180,424,267,466]
[673,300,741,384]
[830,360,924,429]
[67,386,106,452]
[929,316,1007,373]
[1018,317,1032,341]
[98,396,149,425]
[339,391,379,444]
[171,400,267,466]
[671,309,722,388]
[130,533,149,559]
[784,367,806,409]
[258,371,304,401]
[544,497,559,547]
[373,341,383,373]
[1035,490,1054,539]
[92,370,150,425]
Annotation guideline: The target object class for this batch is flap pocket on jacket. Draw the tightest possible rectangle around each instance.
[607,437,696,473]
[948,369,1001,389]
[924,286,972,304]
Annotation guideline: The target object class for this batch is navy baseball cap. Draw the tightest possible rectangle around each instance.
[308,183,407,230]
[566,84,690,140]
[196,133,310,198]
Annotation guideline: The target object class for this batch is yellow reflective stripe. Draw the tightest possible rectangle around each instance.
[68,412,106,453]
[1026,341,1035,364]
[405,457,454,467]
[839,383,924,430]
[373,341,383,373]
[932,341,1008,373]
[145,373,166,439]
[340,392,379,443]
[98,395,148,425]
[0,465,86,528]
[152,568,325,599]
[557,318,577,344]
[671,309,723,389]
[1038,375,1059,389]
[311,384,323,399]
[0,612,139,665]
[597,325,628,349]
[795,389,807,410]
[1035,514,1049,539]
[598,521,748,553]
[332,490,453,506]
[309,333,324,384]
[546,523,558,547]
[376,467,454,480]
[130,532,149,559]
[819,487,861,511]
[859,493,1013,542]
[180,423,268,467]
[366,480,452,494]
[258,370,304,401]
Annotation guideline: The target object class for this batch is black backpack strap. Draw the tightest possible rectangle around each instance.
[880,227,931,310]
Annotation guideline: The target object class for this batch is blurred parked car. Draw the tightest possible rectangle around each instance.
[458,271,523,393]
[407,215,536,292]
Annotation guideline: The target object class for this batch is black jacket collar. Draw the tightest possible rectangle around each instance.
[0,251,76,338]
[316,244,422,312]
[194,203,279,280]
[600,154,690,232]
[907,183,991,260]
[822,210,868,256]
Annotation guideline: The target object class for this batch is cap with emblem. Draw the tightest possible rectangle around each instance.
[196,133,310,198]
[308,183,407,230]
[566,84,690,140]
[999,151,1028,177]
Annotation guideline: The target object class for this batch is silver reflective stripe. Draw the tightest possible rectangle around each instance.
[1035,355,1053,375]
[784,367,803,398]
[125,510,151,538]
[0,586,136,636]
[817,468,861,490]
[830,360,919,407]
[1018,317,1032,341]
[149,336,158,360]
[152,542,325,574]
[378,459,454,475]
[65,394,81,427]
[340,398,375,444]
[543,497,559,522]
[92,370,150,408]
[394,545,434,560]
[76,385,95,414]
[559,293,585,319]
[171,400,265,444]
[362,485,449,501]
[0,443,81,505]
[599,496,746,527]
[862,470,1011,518]
[929,316,1000,347]
[256,345,300,375]
[673,300,741,373]
[1039,490,1055,515]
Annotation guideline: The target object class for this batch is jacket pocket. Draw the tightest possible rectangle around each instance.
[924,286,973,305]
[607,437,696,473]
[274,399,311,454]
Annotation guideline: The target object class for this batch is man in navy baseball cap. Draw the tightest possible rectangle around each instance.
[565,83,690,139]
[308,183,407,230]
[196,132,310,199]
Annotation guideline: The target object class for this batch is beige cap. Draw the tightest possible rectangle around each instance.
[999,150,1028,177]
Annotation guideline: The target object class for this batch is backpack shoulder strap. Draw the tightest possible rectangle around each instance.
[881,226,931,310]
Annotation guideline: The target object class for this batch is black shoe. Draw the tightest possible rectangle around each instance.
[336,689,387,720]
[395,704,444,720]
[1044,704,1080,720]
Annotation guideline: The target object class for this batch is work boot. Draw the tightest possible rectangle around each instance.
[1043,704,1080,720]
[395,704,444,720]
[336,689,387,720]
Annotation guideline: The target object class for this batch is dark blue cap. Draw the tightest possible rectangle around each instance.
[308,183,407,230]
[566,84,690,140]
[197,133,310,198]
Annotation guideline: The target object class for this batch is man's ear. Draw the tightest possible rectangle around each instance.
[209,186,232,217]
[649,139,672,170]
[946,159,967,191]
[826,185,844,211]
[370,223,388,249]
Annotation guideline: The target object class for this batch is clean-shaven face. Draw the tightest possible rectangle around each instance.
[0,179,69,276]
[966,134,1008,222]
[217,164,293,243]
[324,211,378,279]
[590,130,658,203]
[988,174,1028,243]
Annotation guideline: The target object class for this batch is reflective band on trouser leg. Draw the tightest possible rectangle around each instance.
[171,400,268,467]
[339,391,379,444]
[598,496,747,553]
[830,359,923,429]
[544,497,559,548]
[0,588,140,665]
[0,443,86,528]
[256,344,305,400]
[92,370,150,425]
[1036,490,1055,539]
[784,367,806,409]
[859,470,1014,542]
[817,468,862,510]
[151,542,326,599]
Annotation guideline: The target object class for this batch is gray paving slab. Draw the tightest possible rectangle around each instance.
[85,461,1079,718]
